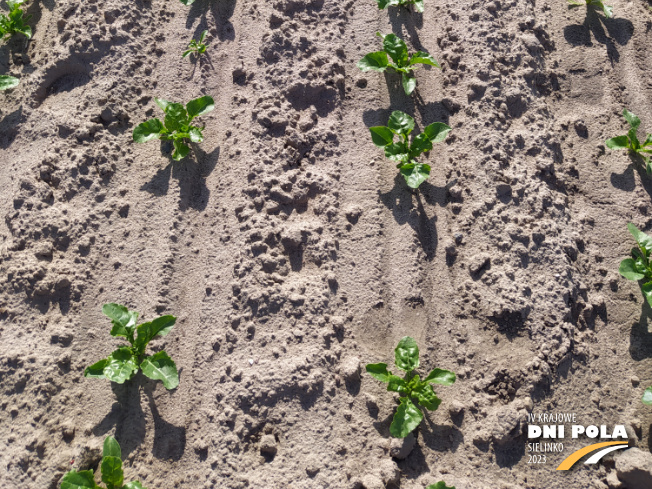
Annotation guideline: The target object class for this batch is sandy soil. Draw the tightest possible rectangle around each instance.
[2,0,652,488]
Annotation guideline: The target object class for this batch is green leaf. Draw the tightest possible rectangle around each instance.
[643,134,652,147]
[413,0,425,12]
[377,0,401,9]
[369,126,395,147]
[60,470,98,489]
[17,24,31,38]
[164,103,189,132]
[182,50,192,58]
[387,111,415,136]
[601,1,613,17]
[400,162,431,189]
[0,75,19,90]
[410,133,433,158]
[133,119,164,143]
[423,368,456,386]
[423,122,452,143]
[605,135,630,150]
[413,382,442,411]
[427,483,456,489]
[385,142,409,162]
[643,386,652,405]
[103,436,121,459]
[101,456,123,489]
[84,358,108,379]
[140,351,179,390]
[382,34,409,67]
[410,51,439,67]
[366,363,391,382]
[104,347,138,384]
[180,0,196,4]
[620,258,646,281]
[103,303,139,339]
[172,140,190,161]
[189,127,204,143]
[628,127,641,151]
[155,98,170,112]
[627,223,652,253]
[402,73,417,95]
[358,52,390,72]
[123,482,147,489]
[641,281,652,309]
[134,315,176,354]
[390,397,423,438]
[187,95,215,119]
[395,336,420,372]
[387,375,408,395]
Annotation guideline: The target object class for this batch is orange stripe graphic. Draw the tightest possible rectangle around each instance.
[556,441,629,470]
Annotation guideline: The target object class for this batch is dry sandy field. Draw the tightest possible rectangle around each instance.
[2,0,652,488]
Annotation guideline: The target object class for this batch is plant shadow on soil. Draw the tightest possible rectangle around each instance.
[629,302,652,363]
[377,173,453,261]
[92,374,186,461]
[140,144,219,211]
[387,5,423,48]
[185,0,236,43]
[0,105,24,149]
[563,8,633,64]
[610,155,652,200]
[186,50,215,80]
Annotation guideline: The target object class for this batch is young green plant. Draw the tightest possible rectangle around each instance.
[427,483,455,489]
[0,0,32,41]
[358,33,439,96]
[366,336,456,438]
[61,436,148,489]
[0,75,19,90]
[84,304,179,390]
[567,0,613,18]
[620,223,652,309]
[606,108,652,173]
[370,110,451,189]
[376,0,425,12]
[133,95,214,161]
[183,30,208,58]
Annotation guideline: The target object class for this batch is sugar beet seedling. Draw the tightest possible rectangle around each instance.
[183,30,208,58]
[370,110,451,189]
[620,223,652,309]
[358,33,440,96]
[84,303,179,390]
[133,95,214,161]
[618,224,652,407]
[0,0,31,42]
[61,436,148,489]
[366,336,456,438]
[427,483,455,489]
[567,0,613,18]
[606,108,652,173]
[376,0,425,12]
